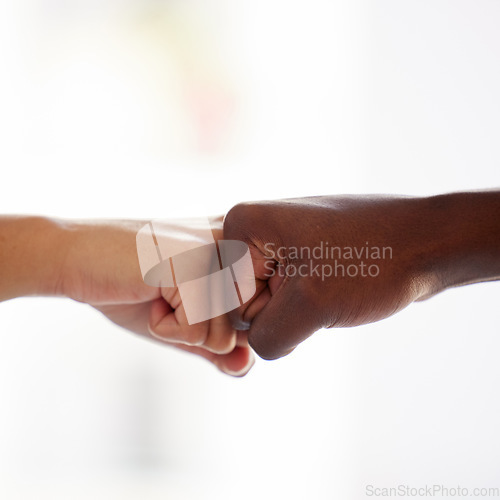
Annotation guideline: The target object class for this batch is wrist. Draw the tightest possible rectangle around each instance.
[56,218,156,303]
[414,191,500,298]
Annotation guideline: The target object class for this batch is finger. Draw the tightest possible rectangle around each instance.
[150,297,239,355]
[227,278,267,330]
[151,337,255,377]
[247,277,321,360]
[236,330,249,347]
[223,242,280,330]
[243,285,271,323]
[219,345,254,376]
[148,297,209,347]
[223,201,286,330]
[242,268,286,324]
[202,314,237,354]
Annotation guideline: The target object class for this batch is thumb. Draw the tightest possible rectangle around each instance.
[247,277,322,360]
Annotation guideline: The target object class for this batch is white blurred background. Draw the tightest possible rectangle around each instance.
[1,0,499,498]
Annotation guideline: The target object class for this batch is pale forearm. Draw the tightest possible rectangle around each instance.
[0,216,68,301]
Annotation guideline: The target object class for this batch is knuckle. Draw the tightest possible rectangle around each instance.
[148,323,164,340]
[223,202,254,239]
[183,324,209,346]
[207,335,235,355]
[248,332,281,360]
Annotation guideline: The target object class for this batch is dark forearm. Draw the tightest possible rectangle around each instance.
[415,190,500,298]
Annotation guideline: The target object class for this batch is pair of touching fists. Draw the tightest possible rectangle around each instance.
[91,192,500,376]
[3,192,497,376]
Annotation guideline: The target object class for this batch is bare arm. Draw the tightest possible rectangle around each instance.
[0,216,67,301]
[223,190,500,360]
[0,215,254,376]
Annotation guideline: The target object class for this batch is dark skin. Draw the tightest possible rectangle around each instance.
[223,191,500,360]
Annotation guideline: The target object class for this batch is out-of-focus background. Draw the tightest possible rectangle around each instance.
[1,1,499,498]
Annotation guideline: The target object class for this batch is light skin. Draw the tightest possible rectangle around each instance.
[224,190,500,360]
[0,215,254,377]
